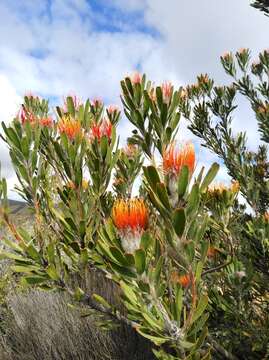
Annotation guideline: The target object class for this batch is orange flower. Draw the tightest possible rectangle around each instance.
[130,71,142,85]
[163,142,195,176]
[161,81,173,104]
[40,117,53,127]
[90,118,112,141]
[112,198,148,253]
[112,199,148,232]
[58,116,81,140]
[207,246,217,258]
[178,274,191,288]
[171,272,191,288]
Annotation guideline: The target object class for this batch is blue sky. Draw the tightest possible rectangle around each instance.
[0,0,269,198]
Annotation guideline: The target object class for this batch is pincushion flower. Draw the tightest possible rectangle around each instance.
[58,116,81,140]
[171,272,191,288]
[161,81,173,104]
[17,105,35,125]
[178,274,191,288]
[208,181,239,195]
[112,198,148,253]
[90,118,112,141]
[107,105,120,115]
[40,117,53,127]
[91,98,103,108]
[163,142,195,177]
[163,142,195,206]
[130,71,142,85]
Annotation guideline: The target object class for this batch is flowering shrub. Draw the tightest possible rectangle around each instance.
[0,48,269,360]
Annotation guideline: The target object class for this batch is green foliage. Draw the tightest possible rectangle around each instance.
[0,46,269,360]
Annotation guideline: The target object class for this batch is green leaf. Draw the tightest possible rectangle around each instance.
[110,262,136,278]
[179,339,195,349]
[46,264,60,280]
[143,166,160,193]
[175,286,183,322]
[136,328,167,346]
[192,294,208,323]
[200,162,219,192]
[156,182,171,210]
[195,261,204,283]
[140,231,153,251]
[135,248,146,274]
[74,287,85,301]
[110,246,130,267]
[92,294,111,309]
[120,282,138,305]
[100,136,108,158]
[66,96,76,117]
[187,183,200,215]
[26,244,41,262]
[172,208,186,237]
[0,251,32,262]
[142,312,163,331]
[11,265,41,273]
[3,124,21,150]
[178,165,189,197]
[154,255,164,285]
[156,86,163,111]
[22,275,48,285]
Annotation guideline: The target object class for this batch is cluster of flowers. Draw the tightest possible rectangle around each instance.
[130,71,174,105]
[111,141,197,286]
[17,95,120,143]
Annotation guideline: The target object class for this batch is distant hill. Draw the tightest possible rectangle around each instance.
[8,199,27,214]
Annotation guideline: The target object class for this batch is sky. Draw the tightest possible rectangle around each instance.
[0,0,268,199]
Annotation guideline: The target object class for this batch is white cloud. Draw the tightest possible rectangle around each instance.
[0,74,22,198]
[0,0,268,199]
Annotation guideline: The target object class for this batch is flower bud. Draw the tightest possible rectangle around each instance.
[112,198,148,253]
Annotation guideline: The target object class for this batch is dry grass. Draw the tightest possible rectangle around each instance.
[0,288,154,360]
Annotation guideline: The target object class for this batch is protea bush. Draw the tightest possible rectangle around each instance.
[0,48,269,360]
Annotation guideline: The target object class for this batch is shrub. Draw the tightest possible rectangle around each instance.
[0,16,269,360]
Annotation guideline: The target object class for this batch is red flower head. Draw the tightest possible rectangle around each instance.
[90,118,112,141]
[91,98,103,108]
[112,198,148,253]
[130,71,142,85]
[58,116,81,140]
[161,81,173,104]
[107,105,120,115]
[163,142,195,176]
[17,105,35,125]
[40,117,53,127]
